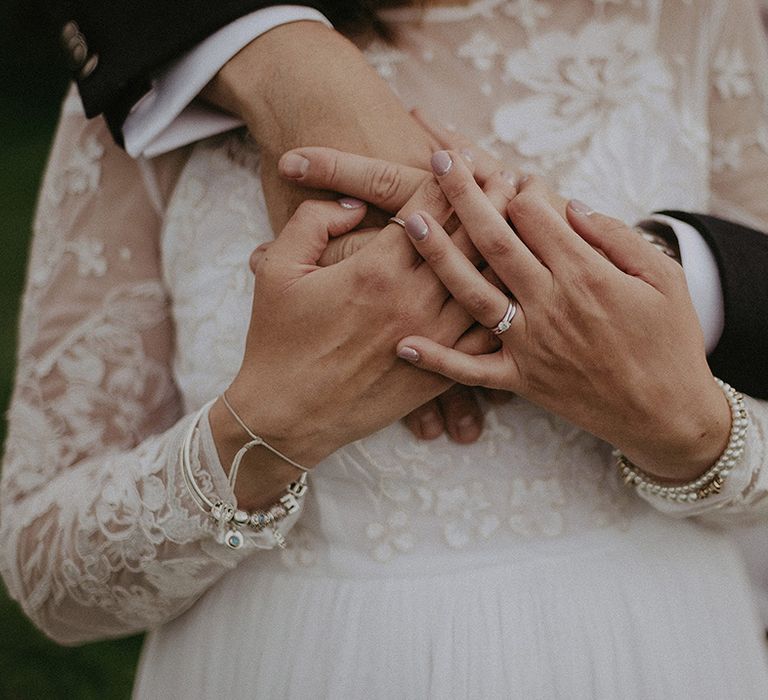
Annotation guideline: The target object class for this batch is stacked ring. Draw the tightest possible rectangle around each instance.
[488,300,517,335]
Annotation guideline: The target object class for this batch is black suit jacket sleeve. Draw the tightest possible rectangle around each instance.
[48,1,364,143]
[662,211,768,400]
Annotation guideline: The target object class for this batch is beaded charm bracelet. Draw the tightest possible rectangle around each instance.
[616,378,748,502]
[180,399,309,550]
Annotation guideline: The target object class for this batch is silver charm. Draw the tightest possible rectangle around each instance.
[224,529,245,550]
[280,493,299,514]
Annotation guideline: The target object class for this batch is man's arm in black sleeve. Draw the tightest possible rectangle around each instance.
[45,1,364,143]
[661,211,768,400]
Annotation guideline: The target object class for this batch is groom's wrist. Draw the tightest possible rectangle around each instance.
[202,21,370,153]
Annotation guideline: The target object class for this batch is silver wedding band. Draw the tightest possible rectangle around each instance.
[488,300,517,335]
[389,216,406,228]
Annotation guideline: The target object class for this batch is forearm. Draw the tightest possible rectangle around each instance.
[201,21,433,229]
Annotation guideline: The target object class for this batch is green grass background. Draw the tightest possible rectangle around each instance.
[0,2,142,697]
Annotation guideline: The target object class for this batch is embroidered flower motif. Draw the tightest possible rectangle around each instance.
[280,525,318,568]
[712,135,745,172]
[493,19,673,161]
[508,478,566,537]
[560,102,708,223]
[713,47,753,100]
[756,123,768,156]
[366,511,414,562]
[435,482,500,549]
[458,31,502,71]
[65,237,108,277]
[50,134,105,204]
[501,0,552,31]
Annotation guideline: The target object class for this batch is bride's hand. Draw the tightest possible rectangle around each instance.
[395,151,731,483]
[278,148,516,444]
[211,165,508,509]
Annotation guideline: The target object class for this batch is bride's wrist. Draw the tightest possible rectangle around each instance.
[618,380,732,483]
[208,378,328,511]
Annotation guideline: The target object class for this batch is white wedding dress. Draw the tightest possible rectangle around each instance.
[3,1,768,697]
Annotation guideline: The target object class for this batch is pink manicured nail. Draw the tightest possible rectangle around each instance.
[405,214,429,241]
[280,153,309,178]
[431,150,453,176]
[397,346,420,362]
[569,199,594,216]
[339,197,365,209]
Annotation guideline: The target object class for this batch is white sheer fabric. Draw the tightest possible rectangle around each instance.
[2,0,768,697]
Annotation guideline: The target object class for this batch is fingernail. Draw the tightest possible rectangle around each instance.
[460,148,474,163]
[280,153,309,178]
[397,346,420,362]
[501,170,517,186]
[404,214,429,241]
[431,150,453,176]
[458,416,480,442]
[420,411,443,439]
[339,197,365,209]
[569,199,594,216]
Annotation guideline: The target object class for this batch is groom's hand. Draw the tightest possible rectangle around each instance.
[201,21,434,232]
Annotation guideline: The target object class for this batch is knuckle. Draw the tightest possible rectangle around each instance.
[466,289,495,317]
[419,178,449,214]
[340,234,364,260]
[421,241,448,267]
[484,233,514,260]
[326,152,341,188]
[569,266,610,296]
[600,217,628,237]
[442,175,472,202]
[506,190,536,220]
[366,162,404,204]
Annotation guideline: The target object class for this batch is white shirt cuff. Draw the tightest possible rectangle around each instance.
[123,6,333,158]
[647,214,725,355]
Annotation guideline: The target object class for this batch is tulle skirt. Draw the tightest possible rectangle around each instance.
[134,514,768,699]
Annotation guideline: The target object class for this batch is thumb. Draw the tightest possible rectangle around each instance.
[272,198,368,266]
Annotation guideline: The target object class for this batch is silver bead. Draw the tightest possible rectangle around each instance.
[280,493,300,514]
[233,509,249,526]
[220,504,235,523]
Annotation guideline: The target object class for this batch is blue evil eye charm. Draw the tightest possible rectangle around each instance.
[224,529,244,550]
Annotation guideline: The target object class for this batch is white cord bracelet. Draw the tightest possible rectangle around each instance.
[180,399,308,549]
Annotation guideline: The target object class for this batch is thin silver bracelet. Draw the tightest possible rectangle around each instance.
[180,400,309,550]
[615,378,748,502]
[221,391,310,475]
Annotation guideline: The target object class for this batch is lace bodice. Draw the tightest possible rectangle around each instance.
[2,0,768,645]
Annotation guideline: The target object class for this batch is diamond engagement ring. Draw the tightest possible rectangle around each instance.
[488,300,517,335]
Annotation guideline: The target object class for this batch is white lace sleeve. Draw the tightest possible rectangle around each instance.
[0,92,298,645]
[637,0,768,522]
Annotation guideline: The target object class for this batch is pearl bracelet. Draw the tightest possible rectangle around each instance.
[180,400,309,550]
[615,378,748,502]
